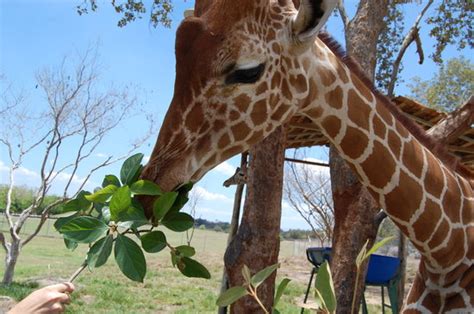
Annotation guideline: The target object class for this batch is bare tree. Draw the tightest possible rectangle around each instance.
[284,152,334,246]
[0,48,154,285]
[185,188,202,246]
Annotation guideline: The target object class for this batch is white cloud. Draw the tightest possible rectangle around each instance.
[191,206,232,222]
[213,161,236,176]
[0,160,8,172]
[0,160,40,185]
[95,153,108,158]
[143,155,150,163]
[194,186,233,202]
[302,158,330,176]
[0,159,97,194]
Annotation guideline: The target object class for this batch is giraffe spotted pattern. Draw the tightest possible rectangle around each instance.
[142,1,473,312]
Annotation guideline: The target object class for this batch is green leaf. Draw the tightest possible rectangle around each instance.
[314,288,327,310]
[87,235,113,268]
[59,217,108,243]
[170,251,178,268]
[176,245,195,257]
[102,174,121,188]
[62,191,92,213]
[140,231,167,253]
[85,185,118,203]
[120,153,144,185]
[114,234,147,282]
[116,201,148,228]
[167,182,193,214]
[177,182,194,194]
[130,180,162,196]
[153,192,178,220]
[314,261,336,312]
[216,286,248,307]
[54,213,79,231]
[272,309,281,314]
[101,207,111,223]
[364,236,395,259]
[242,264,251,285]
[250,263,279,288]
[161,212,194,232]
[109,186,132,221]
[64,238,78,251]
[356,239,369,268]
[274,278,291,307]
[178,257,211,279]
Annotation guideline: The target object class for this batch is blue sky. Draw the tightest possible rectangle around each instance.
[0,0,470,230]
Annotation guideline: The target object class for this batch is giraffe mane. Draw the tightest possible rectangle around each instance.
[317,32,474,180]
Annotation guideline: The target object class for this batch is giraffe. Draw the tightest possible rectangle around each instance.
[141,0,474,312]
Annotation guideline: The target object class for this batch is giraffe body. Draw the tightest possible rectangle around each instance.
[142,0,473,311]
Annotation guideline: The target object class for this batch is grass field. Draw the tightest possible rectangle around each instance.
[0,218,400,313]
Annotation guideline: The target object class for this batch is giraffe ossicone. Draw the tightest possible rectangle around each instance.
[141,0,473,312]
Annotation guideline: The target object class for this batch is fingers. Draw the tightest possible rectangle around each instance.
[48,282,75,293]
[53,291,71,304]
[8,283,74,314]
[47,301,66,313]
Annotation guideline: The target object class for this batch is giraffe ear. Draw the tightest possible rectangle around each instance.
[291,0,337,42]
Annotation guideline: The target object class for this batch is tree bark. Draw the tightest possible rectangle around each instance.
[2,237,21,285]
[331,1,389,313]
[345,0,389,79]
[427,96,474,142]
[224,126,286,313]
[329,148,381,314]
[397,232,408,311]
[219,154,248,314]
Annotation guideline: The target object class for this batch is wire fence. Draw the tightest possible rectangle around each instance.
[0,213,60,239]
[0,213,331,257]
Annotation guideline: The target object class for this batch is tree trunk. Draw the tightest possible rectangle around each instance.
[427,96,474,141]
[330,1,389,313]
[224,126,286,313]
[397,232,408,310]
[2,238,21,285]
[329,148,381,313]
[219,154,248,314]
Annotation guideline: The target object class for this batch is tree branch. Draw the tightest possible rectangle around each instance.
[427,96,474,145]
[387,0,434,97]
[21,198,66,246]
[0,232,9,253]
[337,0,349,32]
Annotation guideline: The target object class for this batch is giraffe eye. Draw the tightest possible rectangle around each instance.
[225,63,265,85]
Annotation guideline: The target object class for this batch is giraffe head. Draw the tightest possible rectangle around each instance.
[142,0,337,191]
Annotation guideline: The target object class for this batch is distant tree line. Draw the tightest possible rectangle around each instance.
[195,217,318,240]
[0,185,66,215]
[195,218,231,233]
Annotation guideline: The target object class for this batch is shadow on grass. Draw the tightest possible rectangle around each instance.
[0,282,39,301]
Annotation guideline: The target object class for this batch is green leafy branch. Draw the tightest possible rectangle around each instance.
[351,236,395,314]
[216,263,291,314]
[55,153,210,283]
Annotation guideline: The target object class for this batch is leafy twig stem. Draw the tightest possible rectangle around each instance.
[68,261,88,283]
[248,285,269,314]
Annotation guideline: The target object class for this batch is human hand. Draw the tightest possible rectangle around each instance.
[8,282,75,314]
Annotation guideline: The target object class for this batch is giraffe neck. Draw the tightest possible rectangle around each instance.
[299,40,473,276]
